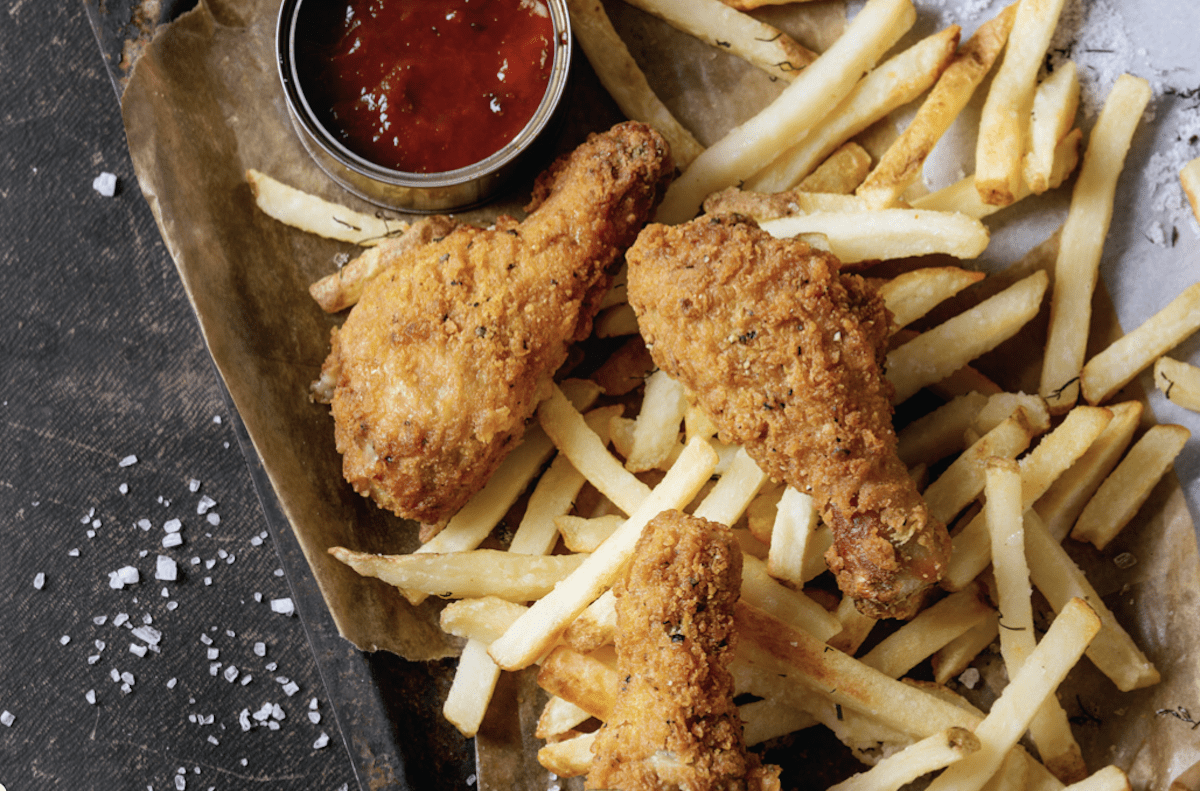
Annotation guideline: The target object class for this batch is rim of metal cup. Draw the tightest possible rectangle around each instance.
[276,0,572,213]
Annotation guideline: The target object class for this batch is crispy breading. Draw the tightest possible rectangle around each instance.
[314,122,673,526]
[626,214,949,619]
[588,510,780,791]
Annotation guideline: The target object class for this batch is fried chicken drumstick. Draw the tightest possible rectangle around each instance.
[626,214,949,619]
[588,509,780,791]
[312,122,673,526]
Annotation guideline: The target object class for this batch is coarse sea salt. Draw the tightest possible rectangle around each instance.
[33,572,45,590]
[0,710,15,727]
[270,598,294,616]
[156,556,178,581]
[118,454,138,467]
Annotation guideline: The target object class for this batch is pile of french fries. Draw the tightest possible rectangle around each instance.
[250,0,1200,787]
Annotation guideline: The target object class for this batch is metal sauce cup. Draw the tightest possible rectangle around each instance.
[276,0,572,213]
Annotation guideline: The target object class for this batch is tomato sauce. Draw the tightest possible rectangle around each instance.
[297,0,556,174]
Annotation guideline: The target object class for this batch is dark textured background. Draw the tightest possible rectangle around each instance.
[0,3,358,788]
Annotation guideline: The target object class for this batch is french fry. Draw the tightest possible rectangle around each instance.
[982,749,1030,791]
[1155,356,1200,412]
[247,168,407,245]
[966,391,1051,444]
[1080,283,1200,406]
[985,458,1085,786]
[922,406,1040,525]
[536,730,596,777]
[489,438,718,670]
[855,4,1017,210]
[798,142,874,195]
[974,0,1069,206]
[556,514,624,553]
[564,0,705,168]
[536,695,593,740]
[654,0,917,224]
[896,392,990,467]
[826,594,878,655]
[858,581,995,679]
[536,644,619,720]
[510,405,623,555]
[1041,74,1153,412]
[1024,510,1160,691]
[563,587,617,653]
[1071,424,1190,550]
[740,697,817,746]
[827,728,981,791]
[766,487,819,586]
[442,639,502,737]
[1034,401,1143,541]
[745,485,784,545]
[923,599,1100,791]
[440,596,528,645]
[886,271,1048,405]
[912,128,1081,219]
[1066,766,1131,791]
[693,447,769,527]
[759,208,989,264]
[1024,60,1081,195]
[742,555,843,642]
[593,302,641,337]
[538,383,652,515]
[747,25,960,193]
[878,267,987,333]
[942,405,1113,591]
[329,547,588,602]
[624,370,688,473]
[622,0,816,82]
[703,187,870,220]
[930,612,999,685]
[308,214,460,312]
[1182,157,1200,224]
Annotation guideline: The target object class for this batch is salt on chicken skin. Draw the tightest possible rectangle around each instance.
[587,509,780,791]
[313,122,673,527]
[625,214,949,619]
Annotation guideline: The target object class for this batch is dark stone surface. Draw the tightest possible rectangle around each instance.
[0,3,357,788]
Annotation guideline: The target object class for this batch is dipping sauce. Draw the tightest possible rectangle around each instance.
[296,0,556,174]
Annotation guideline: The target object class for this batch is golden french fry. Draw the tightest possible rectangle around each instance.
[1068,766,1131,791]
[536,695,593,740]
[539,383,651,515]
[966,391,1051,444]
[692,447,769,527]
[564,0,704,168]
[829,728,981,791]
[308,214,459,312]
[703,188,870,220]
[896,392,990,467]
[826,595,878,656]
[593,302,641,338]
[625,370,688,473]
[1080,283,1200,406]
[858,582,994,679]
[740,698,817,746]
[1034,401,1143,541]
[536,731,596,777]
[974,0,1069,206]
[878,267,987,333]
[563,588,617,653]
[742,555,843,642]
[1182,157,1200,224]
[489,438,718,670]
[760,208,989,264]
[931,612,999,685]
[1024,510,1160,691]
[923,599,1100,791]
[1071,424,1190,550]
[655,0,917,224]
[1024,60,1081,194]
[329,547,587,602]
[536,645,618,720]
[913,128,1081,219]
[887,271,1048,405]
[247,168,407,245]
[1041,74,1153,412]
[923,407,1039,525]
[622,0,816,82]
[942,405,1114,591]
[439,596,528,644]
[556,514,624,553]
[442,639,502,737]
[1155,356,1200,412]
[766,487,819,586]
[798,142,874,195]
[856,4,1017,210]
[747,25,960,193]
[510,405,622,556]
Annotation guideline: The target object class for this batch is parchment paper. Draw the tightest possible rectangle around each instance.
[120,0,1200,788]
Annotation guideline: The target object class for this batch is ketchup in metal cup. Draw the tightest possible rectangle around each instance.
[297,0,556,174]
